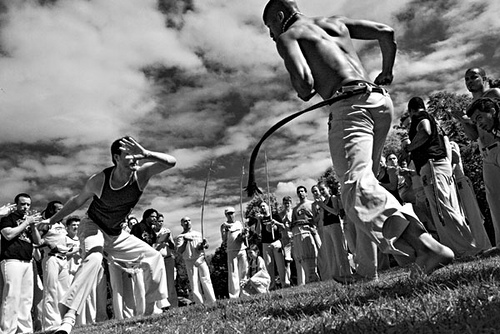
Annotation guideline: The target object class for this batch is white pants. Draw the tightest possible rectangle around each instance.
[62,218,169,316]
[318,223,352,280]
[262,241,287,288]
[163,256,178,307]
[0,260,34,334]
[41,255,70,331]
[226,249,248,298]
[185,258,216,304]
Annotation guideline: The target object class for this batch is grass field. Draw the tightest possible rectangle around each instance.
[59,255,500,334]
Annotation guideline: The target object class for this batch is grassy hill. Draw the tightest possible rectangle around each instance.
[58,255,500,334]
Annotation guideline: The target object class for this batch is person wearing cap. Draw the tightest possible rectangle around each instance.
[404,97,479,257]
[220,207,248,298]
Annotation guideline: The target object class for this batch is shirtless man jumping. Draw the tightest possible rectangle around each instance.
[263,0,454,277]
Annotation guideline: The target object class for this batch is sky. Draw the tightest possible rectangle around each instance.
[1,0,500,252]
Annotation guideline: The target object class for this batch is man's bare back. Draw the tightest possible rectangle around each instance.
[277,16,368,100]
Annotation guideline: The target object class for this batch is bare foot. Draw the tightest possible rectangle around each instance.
[401,213,454,275]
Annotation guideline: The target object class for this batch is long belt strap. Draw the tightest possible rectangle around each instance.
[246,84,377,196]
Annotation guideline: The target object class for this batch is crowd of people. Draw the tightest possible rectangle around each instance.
[2,0,500,333]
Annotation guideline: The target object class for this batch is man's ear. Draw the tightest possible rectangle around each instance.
[277,11,285,23]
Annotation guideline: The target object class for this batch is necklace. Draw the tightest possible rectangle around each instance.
[281,11,302,33]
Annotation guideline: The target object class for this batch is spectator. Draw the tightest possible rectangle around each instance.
[220,206,248,298]
[256,202,286,290]
[277,196,294,287]
[39,201,71,332]
[0,193,42,334]
[405,97,479,257]
[240,244,270,297]
[316,182,352,282]
[154,213,178,308]
[450,68,500,251]
[291,186,319,285]
[176,216,216,305]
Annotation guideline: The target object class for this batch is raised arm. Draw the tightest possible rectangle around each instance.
[341,17,396,85]
[121,137,177,187]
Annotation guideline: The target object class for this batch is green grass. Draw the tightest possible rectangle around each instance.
[59,256,500,334]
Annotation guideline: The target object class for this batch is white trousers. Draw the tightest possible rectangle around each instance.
[0,259,33,334]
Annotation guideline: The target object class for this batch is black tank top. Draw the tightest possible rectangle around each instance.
[87,167,143,236]
[323,197,341,226]
[409,113,447,173]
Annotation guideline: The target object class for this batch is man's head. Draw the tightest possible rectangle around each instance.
[386,153,398,167]
[142,208,159,227]
[111,136,139,170]
[263,0,300,41]
[66,215,80,236]
[180,216,192,231]
[466,97,500,132]
[224,206,236,222]
[14,193,31,215]
[296,185,307,201]
[465,67,487,93]
[408,97,426,117]
[282,196,292,208]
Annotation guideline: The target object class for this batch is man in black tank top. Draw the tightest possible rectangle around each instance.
[405,97,479,258]
[41,136,177,334]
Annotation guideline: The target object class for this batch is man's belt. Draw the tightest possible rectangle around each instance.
[246,80,388,197]
[339,80,386,95]
[49,253,67,260]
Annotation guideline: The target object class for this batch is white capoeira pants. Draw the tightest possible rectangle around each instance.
[0,259,34,334]
[61,218,169,316]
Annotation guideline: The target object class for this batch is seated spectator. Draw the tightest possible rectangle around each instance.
[240,244,270,296]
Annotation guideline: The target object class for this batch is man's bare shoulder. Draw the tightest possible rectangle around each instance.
[85,171,105,195]
[484,88,500,98]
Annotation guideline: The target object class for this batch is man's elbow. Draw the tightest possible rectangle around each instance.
[2,232,13,241]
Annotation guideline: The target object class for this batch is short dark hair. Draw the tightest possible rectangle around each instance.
[14,193,31,204]
[110,136,134,165]
[65,215,81,226]
[408,97,426,112]
[248,243,260,254]
[282,196,292,203]
[42,200,63,219]
[465,67,486,78]
[466,97,500,117]
[296,185,307,193]
[142,208,158,220]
